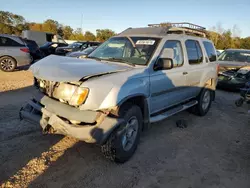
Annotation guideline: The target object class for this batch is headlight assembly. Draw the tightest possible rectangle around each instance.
[69,87,89,106]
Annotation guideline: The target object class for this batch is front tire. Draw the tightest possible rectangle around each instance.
[190,88,212,116]
[101,105,143,163]
[0,56,17,72]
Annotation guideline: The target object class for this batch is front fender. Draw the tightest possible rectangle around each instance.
[99,77,150,109]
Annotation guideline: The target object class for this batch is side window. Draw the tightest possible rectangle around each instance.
[163,40,184,67]
[203,41,217,62]
[0,37,23,47]
[185,40,203,64]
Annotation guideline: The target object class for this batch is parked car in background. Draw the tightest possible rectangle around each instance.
[217,49,250,90]
[0,34,31,72]
[20,23,218,163]
[66,46,98,58]
[55,41,101,56]
[39,42,68,56]
[216,49,223,56]
[23,38,44,62]
[218,49,250,73]
[217,66,250,91]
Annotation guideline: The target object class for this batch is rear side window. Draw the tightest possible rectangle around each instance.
[203,41,217,62]
[0,37,24,47]
[185,40,203,64]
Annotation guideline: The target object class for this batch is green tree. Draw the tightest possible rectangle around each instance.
[62,26,73,39]
[0,11,28,35]
[29,22,43,31]
[42,19,58,33]
[57,25,64,37]
[69,28,85,41]
[240,37,250,49]
[84,31,96,41]
[207,31,220,48]
[96,29,115,42]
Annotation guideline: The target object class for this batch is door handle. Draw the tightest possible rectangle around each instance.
[183,72,188,75]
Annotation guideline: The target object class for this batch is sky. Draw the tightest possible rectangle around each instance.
[1,0,250,37]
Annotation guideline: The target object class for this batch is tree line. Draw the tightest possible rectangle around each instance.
[1,10,250,49]
[0,11,116,42]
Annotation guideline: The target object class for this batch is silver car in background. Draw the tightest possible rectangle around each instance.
[66,46,98,58]
[0,34,31,72]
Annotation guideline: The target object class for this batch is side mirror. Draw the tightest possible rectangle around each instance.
[154,48,174,70]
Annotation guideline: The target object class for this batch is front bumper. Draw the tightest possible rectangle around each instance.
[19,92,124,144]
[217,80,245,91]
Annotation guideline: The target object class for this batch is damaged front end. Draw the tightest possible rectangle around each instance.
[217,66,250,91]
[20,78,124,144]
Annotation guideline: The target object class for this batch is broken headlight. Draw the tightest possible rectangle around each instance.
[69,87,89,106]
[53,83,89,106]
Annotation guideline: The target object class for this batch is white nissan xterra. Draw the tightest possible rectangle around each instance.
[20,23,218,163]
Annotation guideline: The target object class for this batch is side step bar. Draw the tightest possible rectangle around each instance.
[150,100,198,123]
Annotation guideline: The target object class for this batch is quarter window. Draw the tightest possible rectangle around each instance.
[185,40,203,64]
[163,40,183,67]
[203,41,217,62]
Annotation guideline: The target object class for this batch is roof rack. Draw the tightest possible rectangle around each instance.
[148,22,207,37]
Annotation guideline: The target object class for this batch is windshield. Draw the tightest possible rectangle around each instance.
[68,42,84,48]
[88,37,161,65]
[82,46,96,54]
[218,50,250,63]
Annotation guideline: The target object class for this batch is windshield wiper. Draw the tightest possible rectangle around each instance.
[86,56,102,61]
[106,58,135,67]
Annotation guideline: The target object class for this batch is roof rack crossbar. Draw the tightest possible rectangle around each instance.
[148,22,207,37]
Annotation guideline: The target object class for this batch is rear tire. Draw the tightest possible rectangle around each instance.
[0,56,17,72]
[101,104,142,163]
[189,88,212,116]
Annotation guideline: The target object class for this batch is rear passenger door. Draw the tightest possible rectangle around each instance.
[184,39,206,98]
[0,36,24,58]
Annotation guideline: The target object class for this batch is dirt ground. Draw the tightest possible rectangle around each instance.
[0,70,249,188]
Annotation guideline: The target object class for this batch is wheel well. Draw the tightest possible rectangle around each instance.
[111,96,150,130]
[203,79,216,101]
[0,55,17,64]
[204,78,216,90]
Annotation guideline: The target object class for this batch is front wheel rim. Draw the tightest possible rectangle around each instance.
[1,58,14,71]
[122,116,139,151]
[202,90,210,110]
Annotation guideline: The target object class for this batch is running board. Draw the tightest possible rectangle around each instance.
[150,100,198,123]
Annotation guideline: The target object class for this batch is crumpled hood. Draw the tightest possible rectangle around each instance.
[30,55,132,82]
[218,61,249,68]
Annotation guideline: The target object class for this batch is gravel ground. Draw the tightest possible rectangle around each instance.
[0,70,249,188]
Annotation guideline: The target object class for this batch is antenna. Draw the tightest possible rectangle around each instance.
[80,14,83,32]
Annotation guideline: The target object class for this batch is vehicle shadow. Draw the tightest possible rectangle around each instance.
[0,86,64,186]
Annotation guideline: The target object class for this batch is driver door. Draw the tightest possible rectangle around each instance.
[149,40,189,114]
